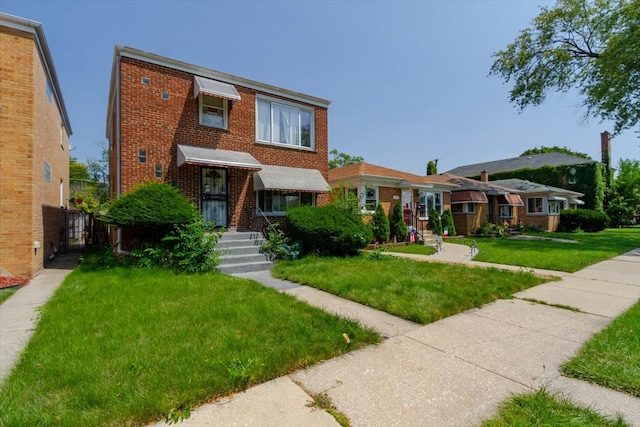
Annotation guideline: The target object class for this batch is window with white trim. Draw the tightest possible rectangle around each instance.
[200,94,228,129]
[364,186,378,211]
[418,191,443,219]
[527,197,543,214]
[256,98,313,148]
[548,200,564,215]
[499,205,513,218]
[258,191,315,214]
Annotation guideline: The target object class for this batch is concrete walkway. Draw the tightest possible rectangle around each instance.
[1,248,638,426]
[0,254,79,384]
[176,246,639,427]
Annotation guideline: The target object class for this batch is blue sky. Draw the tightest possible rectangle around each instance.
[2,0,638,175]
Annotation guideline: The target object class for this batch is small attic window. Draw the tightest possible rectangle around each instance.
[141,77,150,85]
[161,91,170,100]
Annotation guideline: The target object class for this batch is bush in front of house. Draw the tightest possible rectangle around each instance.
[286,205,372,256]
[101,181,198,245]
[428,208,443,235]
[559,209,610,232]
[441,209,456,237]
[370,204,391,243]
[390,201,409,242]
[100,181,221,272]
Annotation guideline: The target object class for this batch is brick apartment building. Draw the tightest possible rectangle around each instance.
[0,13,72,277]
[106,46,330,245]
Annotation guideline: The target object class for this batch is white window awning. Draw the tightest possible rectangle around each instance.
[193,76,241,102]
[548,196,567,201]
[253,165,329,193]
[571,198,585,205]
[177,145,261,170]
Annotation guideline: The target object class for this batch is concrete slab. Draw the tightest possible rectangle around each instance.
[404,309,531,352]
[0,254,77,384]
[284,286,420,337]
[515,282,637,318]
[550,275,640,300]
[549,376,640,426]
[292,335,527,427]
[232,270,300,291]
[151,376,339,427]
[572,260,639,287]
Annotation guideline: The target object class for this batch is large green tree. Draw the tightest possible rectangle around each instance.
[328,149,364,169]
[607,159,640,226]
[490,0,640,135]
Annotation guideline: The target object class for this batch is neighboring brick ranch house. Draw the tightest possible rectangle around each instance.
[328,162,456,239]
[106,46,330,245]
[445,132,611,211]
[0,13,72,277]
[425,173,524,235]
[490,178,585,231]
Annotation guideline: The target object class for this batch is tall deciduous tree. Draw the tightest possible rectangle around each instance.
[328,149,364,169]
[490,0,640,135]
[607,159,640,226]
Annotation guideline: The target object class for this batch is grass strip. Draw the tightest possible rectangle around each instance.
[0,268,379,426]
[382,244,437,256]
[273,255,549,324]
[481,388,628,426]
[562,300,640,397]
[0,287,17,305]
[450,228,640,272]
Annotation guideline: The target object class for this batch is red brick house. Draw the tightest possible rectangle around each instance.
[106,46,330,244]
[328,162,456,239]
[0,13,72,277]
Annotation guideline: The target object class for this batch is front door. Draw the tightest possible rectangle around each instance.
[201,167,228,228]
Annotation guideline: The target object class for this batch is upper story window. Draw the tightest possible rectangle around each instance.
[46,80,53,103]
[527,197,543,214]
[256,97,313,149]
[44,161,51,183]
[200,95,228,129]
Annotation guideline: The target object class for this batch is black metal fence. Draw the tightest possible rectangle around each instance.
[59,209,110,253]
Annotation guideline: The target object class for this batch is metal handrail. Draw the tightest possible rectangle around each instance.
[256,207,278,236]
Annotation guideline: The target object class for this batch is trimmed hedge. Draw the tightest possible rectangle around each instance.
[559,209,610,232]
[390,201,409,242]
[286,205,372,256]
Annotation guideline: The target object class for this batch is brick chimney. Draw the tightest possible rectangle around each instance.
[601,131,612,168]
[480,170,489,182]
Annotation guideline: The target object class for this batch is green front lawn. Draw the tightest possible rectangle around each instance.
[273,256,549,324]
[0,268,379,427]
[382,243,437,256]
[482,388,628,427]
[562,300,640,397]
[452,228,640,272]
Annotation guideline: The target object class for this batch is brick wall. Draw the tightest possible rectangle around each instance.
[0,25,69,277]
[114,57,329,229]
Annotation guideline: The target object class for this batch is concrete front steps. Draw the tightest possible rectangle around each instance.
[216,230,273,274]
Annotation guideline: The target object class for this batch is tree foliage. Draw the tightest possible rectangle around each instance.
[607,159,640,226]
[328,149,364,169]
[426,160,438,175]
[520,146,591,159]
[441,209,456,236]
[490,0,640,134]
[70,157,90,180]
[428,208,443,235]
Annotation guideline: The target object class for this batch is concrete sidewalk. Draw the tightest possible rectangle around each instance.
[0,254,79,384]
[168,248,640,427]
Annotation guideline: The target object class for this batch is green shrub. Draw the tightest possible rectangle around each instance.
[100,181,198,244]
[389,202,408,242]
[370,204,390,243]
[131,218,221,272]
[286,205,372,256]
[428,208,442,235]
[441,209,456,237]
[475,222,505,237]
[261,225,301,261]
[559,209,610,232]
